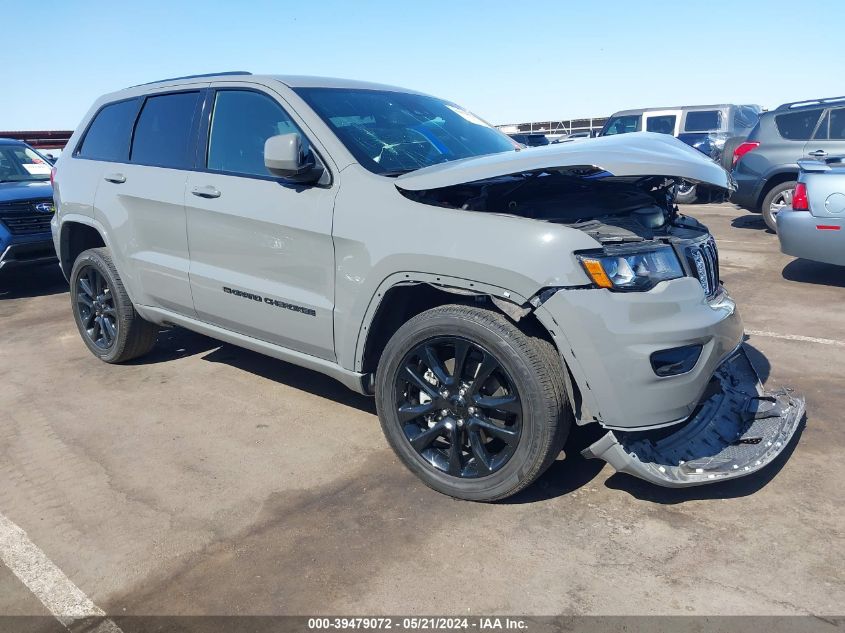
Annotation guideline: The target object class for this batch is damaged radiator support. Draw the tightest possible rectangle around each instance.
[582,347,805,487]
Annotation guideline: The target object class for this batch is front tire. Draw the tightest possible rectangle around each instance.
[375,304,571,501]
[762,181,796,232]
[70,247,158,363]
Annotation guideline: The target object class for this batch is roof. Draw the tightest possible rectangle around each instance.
[608,104,757,117]
[124,72,422,95]
[271,75,422,93]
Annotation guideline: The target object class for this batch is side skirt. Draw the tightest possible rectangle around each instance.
[137,305,371,395]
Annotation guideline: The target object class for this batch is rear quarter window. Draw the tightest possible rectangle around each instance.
[775,109,823,140]
[130,91,201,169]
[76,99,140,162]
[684,110,722,132]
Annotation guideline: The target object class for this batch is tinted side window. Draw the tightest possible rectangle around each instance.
[828,109,845,140]
[207,90,300,177]
[685,110,721,132]
[733,106,759,130]
[131,92,201,169]
[646,115,676,134]
[603,115,640,135]
[813,112,829,139]
[775,109,823,140]
[77,99,139,161]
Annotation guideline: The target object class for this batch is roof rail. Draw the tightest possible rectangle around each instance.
[127,71,252,89]
[776,96,845,111]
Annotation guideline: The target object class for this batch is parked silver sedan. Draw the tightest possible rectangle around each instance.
[778,158,845,266]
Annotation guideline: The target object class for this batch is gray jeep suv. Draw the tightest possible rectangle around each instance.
[51,73,804,501]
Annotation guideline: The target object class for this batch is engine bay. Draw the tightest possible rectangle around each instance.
[399,170,712,245]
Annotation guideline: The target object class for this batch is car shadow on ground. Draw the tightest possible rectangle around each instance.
[729,210,772,233]
[782,258,845,288]
[0,264,67,299]
[201,344,376,414]
[129,325,376,414]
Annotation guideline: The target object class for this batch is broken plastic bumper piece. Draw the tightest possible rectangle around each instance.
[582,346,805,487]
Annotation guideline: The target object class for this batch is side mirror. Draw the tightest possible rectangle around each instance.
[264,133,322,183]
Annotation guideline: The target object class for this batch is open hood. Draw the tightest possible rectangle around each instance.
[395,132,732,192]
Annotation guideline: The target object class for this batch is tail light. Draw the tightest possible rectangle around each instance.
[732,141,760,166]
[792,183,809,211]
[50,165,56,187]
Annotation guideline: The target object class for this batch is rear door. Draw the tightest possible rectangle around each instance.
[803,106,845,160]
[92,88,204,315]
[643,110,681,136]
[184,87,336,360]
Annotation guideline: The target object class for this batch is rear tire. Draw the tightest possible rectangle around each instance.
[762,181,796,232]
[375,304,571,502]
[70,247,158,363]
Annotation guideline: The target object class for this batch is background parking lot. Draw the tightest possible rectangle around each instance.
[0,203,843,616]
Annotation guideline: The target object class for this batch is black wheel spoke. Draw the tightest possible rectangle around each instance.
[470,417,519,445]
[395,336,522,480]
[410,420,447,451]
[471,352,498,393]
[78,277,94,299]
[447,427,463,476]
[75,266,117,350]
[473,394,521,415]
[453,340,471,383]
[398,401,435,423]
[101,318,117,345]
[403,366,440,400]
[422,345,453,386]
[468,430,492,473]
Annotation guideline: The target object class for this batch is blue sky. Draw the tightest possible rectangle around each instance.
[3,0,842,130]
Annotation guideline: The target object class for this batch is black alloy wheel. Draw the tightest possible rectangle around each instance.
[75,265,118,350]
[395,337,523,479]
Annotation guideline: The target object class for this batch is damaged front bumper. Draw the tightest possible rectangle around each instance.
[582,347,805,487]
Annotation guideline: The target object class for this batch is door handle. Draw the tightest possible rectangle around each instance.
[104,173,126,184]
[191,185,221,199]
[809,150,828,157]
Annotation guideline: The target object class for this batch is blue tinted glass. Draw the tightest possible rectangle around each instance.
[131,92,200,168]
[207,90,299,177]
[295,88,515,175]
[78,99,139,161]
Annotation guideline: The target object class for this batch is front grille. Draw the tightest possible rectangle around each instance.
[686,237,720,297]
[0,199,54,235]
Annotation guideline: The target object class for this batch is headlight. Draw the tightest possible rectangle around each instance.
[577,245,684,291]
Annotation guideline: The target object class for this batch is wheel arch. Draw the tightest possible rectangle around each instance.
[355,274,586,420]
[756,169,798,209]
[58,217,108,280]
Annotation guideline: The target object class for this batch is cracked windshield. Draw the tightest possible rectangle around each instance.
[295,87,517,175]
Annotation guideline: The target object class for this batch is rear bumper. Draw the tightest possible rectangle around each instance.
[778,210,845,266]
[582,347,804,487]
[0,238,57,271]
[730,171,762,211]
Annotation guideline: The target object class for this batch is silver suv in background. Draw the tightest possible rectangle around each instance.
[601,104,761,203]
[778,157,845,265]
[51,73,803,501]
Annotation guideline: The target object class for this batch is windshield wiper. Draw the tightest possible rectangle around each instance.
[380,169,416,177]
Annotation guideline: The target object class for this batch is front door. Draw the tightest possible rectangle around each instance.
[185,88,336,360]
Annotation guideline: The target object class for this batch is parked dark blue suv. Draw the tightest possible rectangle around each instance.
[0,138,57,272]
